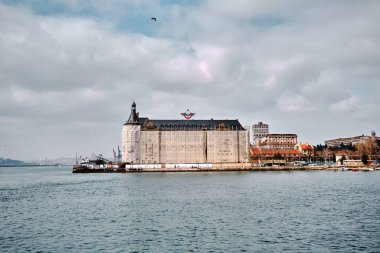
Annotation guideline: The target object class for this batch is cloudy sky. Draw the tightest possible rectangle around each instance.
[1,0,379,160]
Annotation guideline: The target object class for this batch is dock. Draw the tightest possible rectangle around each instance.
[72,164,369,173]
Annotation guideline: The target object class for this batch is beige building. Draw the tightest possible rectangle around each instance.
[325,131,378,147]
[252,122,269,146]
[260,134,298,150]
[295,143,314,156]
[122,102,250,164]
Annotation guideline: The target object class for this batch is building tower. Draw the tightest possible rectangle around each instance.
[121,101,141,163]
[252,122,269,146]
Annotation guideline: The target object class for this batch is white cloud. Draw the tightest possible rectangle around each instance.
[277,93,314,112]
[0,1,379,159]
[330,97,357,112]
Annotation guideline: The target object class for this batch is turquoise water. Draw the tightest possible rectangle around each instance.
[1,167,379,252]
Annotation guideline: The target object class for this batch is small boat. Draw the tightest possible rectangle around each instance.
[341,167,349,171]
[362,167,374,172]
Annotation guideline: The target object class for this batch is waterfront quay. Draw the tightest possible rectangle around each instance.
[72,163,376,173]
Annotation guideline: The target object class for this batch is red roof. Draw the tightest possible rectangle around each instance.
[300,144,313,150]
[250,147,300,155]
[250,147,260,154]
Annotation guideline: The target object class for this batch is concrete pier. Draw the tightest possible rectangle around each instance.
[72,164,346,173]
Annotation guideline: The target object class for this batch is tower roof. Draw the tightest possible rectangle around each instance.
[126,101,139,124]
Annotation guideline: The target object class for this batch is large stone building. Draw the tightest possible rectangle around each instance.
[121,102,250,164]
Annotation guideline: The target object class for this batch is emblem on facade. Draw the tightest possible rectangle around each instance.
[180,109,195,120]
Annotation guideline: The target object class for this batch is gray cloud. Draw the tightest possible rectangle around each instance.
[0,1,379,160]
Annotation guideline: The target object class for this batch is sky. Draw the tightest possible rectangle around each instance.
[0,0,379,160]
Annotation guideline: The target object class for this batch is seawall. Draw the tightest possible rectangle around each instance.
[72,164,339,173]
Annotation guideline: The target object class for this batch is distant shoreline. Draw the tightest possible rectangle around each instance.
[0,164,70,168]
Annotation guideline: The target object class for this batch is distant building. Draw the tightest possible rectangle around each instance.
[250,147,301,164]
[252,122,269,146]
[325,131,379,147]
[295,143,314,157]
[260,134,298,150]
[121,102,250,164]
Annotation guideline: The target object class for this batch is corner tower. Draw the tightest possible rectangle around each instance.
[121,101,141,163]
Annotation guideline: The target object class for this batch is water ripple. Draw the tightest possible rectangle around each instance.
[0,167,379,252]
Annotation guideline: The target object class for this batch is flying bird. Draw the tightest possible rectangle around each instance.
[151,17,156,21]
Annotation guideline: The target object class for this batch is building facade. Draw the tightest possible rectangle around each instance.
[325,131,379,147]
[260,134,298,149]
[295,143,314,157]
[252,122,269,146]
[122,102,250,164]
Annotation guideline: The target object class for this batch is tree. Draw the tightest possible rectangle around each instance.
[361,154,369,165]
[322,148,328,160]
[356,137,379,159]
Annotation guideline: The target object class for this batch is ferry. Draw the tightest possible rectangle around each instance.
[72,155,114,173]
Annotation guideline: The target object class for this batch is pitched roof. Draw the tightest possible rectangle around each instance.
[123,102,245,130]
[267,133,297,137]
[250,147,300,155]
[140,119,245,131]
[300,144,313,150]
[250,147,260,154]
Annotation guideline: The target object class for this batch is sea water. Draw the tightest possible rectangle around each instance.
[1,166,379,252]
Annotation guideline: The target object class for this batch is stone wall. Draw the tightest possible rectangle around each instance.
[123,128,250,164]
[206,131,239,163]
[159,131,206,163]
[238,130,250,162]
[121,124,141,163]
[139,130,160,164]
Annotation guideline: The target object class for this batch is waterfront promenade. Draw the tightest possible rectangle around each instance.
[72,164,377,173]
